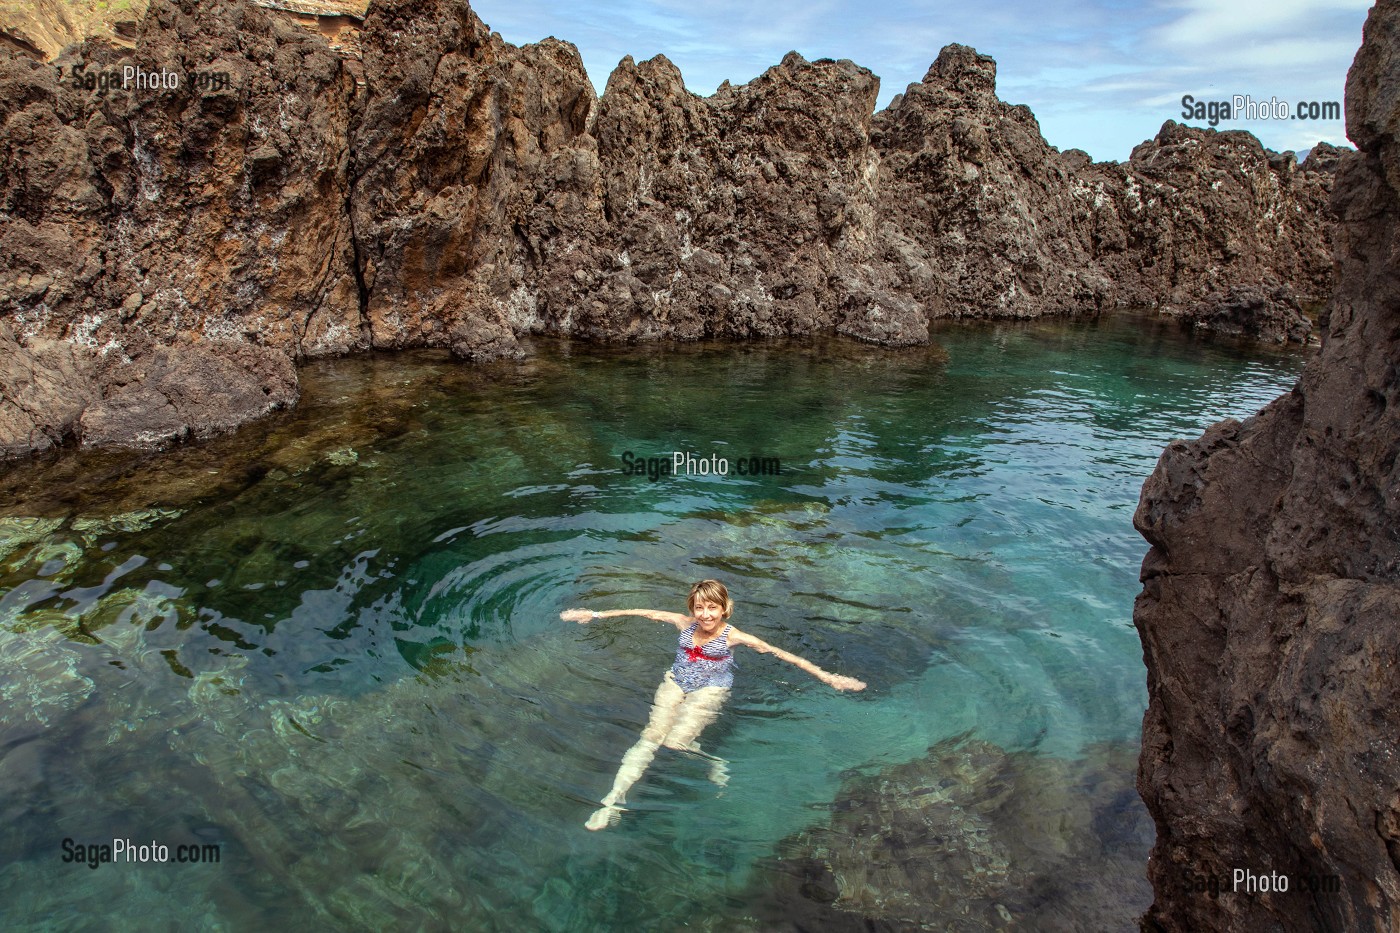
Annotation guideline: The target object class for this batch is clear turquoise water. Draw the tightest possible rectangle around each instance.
[0,314,1307,930]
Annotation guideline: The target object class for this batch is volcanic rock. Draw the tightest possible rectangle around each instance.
[77,339,297,448]
[1168,283,1314,345]
[0,322,97,456]
[1133,1,1400,928]
[0,0,1345,458]
[872,44,1109,319]
[1085,121,1339,313]
[349,0,598,359]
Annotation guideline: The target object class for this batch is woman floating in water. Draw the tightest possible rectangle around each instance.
[561,579,866,830]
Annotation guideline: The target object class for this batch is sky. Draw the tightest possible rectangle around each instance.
[466,0,1373,162]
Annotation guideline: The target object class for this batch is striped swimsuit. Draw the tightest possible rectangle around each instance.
[670,623,735,693]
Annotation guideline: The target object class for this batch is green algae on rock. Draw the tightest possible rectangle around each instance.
[70,507,184,538]
[0,516,63,564]
[0,624,95,738]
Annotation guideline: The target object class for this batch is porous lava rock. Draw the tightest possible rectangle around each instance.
[0,0,1345,458]
[77,339,298,448]
[1083,121,1340,314]
[349,0,597,359]
[872,44,1111,319]
[1133,1,1400,928]
[1168,284,1315,345]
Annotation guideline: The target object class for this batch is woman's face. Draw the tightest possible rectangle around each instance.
[691,598,725,629]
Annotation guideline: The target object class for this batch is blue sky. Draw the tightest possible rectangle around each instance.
[467,0,1371,162]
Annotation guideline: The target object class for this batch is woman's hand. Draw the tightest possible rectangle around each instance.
[826,674,867,692]
[560,609,594,624]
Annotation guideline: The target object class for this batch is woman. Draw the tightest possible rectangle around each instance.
[561,579,866,830]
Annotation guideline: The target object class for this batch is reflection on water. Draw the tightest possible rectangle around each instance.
[0,314,1306,930]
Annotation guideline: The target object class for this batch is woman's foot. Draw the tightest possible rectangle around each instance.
[677,745,730,787]
[585,804,623,831]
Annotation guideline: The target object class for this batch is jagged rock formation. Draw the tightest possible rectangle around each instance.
[1080,130,1342,316]
[1133,1,1400,928]
[348,0,598,359]
[0,0,358,454]
[581,50,923,347]
[1,0,1342,456]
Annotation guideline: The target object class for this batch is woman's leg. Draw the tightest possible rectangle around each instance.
[664,686,731,787]
[661,686,729,751]
[586,674,686,830]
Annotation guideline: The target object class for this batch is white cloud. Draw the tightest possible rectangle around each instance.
[1153,0,1371,48]
[1261,125,1352,153]
[1214,36,1362,70]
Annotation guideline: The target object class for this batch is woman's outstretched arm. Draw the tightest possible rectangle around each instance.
[728,629,866,691]
[560,608,691,630]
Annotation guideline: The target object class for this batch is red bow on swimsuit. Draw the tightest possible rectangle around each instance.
[685,644,730,663]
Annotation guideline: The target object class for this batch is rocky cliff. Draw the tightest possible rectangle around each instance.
[1133,0,1400,928]
[1,0,1341,456]
[0,0,139,61]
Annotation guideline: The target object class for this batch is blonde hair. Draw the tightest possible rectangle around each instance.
[688,579,734,619]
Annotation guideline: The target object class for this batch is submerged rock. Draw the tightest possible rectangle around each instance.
[750,737,1152,931]
[0,516,63,564]
[70,507,184,538]
[1133,2,1400,928]
[0,625,95,742]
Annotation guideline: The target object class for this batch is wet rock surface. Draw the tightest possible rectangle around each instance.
[749,737,1152,931]
[1,0,1342,458]
[1166,284,1315,345]
[1133,1,1400,929]
[77,339,299,448]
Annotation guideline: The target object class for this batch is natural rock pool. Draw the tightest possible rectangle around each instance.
[0,314,1307,930]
